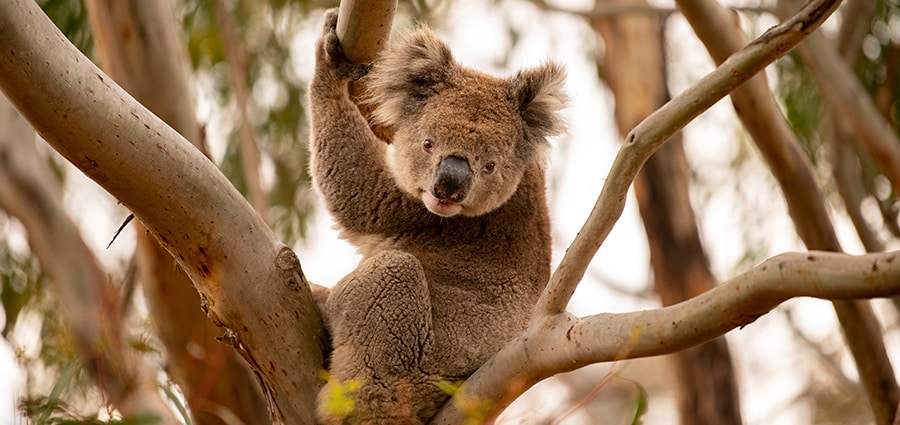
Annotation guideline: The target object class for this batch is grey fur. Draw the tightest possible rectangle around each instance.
[308,9,567,424]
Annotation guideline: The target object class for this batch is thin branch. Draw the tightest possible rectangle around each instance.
[434,249,900,424]
[673,0,840,248]
[530,0,773,20]
[535,0,842,317]
[774,3,900,423]
[0,95,179,424]
[677,1,898,423]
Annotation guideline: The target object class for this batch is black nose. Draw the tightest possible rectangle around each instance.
[433,155,471,202]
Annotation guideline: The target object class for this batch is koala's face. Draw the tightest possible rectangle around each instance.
[366,28,567,218]
[387,81,534,218]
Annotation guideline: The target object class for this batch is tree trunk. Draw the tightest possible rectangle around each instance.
[591,4,743,424]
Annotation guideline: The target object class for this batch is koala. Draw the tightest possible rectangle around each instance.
[308,9,566,424]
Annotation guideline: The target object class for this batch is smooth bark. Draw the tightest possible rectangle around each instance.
[535,0,841,318]
[676,1,898,422]
[434,249,900,424]
[335,0,397,64]
[433,1,845,421]
[83,1,271,423]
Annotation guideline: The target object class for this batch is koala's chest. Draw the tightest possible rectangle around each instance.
[348,226,542,283]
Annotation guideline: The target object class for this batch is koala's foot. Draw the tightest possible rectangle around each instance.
[319,250,447,424]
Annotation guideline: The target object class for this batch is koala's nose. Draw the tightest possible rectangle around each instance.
[433,155,472,203]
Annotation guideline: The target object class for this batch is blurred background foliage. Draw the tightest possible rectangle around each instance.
[775,0,900,241]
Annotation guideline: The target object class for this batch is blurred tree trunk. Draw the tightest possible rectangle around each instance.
[591,3,743,424]
[84,2,270,424]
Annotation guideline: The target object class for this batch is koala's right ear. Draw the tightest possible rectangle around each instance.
[365,28,456,127]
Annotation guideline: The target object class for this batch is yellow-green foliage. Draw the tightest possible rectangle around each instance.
[320,371,364,419]
[435,379,492,425]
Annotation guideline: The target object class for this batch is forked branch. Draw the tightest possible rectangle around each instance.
[535,0,841,317]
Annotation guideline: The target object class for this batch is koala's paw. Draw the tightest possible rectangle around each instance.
[315,8,371,81]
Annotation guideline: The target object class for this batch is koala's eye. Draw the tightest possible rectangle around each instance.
[482,161,497,174]
[422,139,434,153]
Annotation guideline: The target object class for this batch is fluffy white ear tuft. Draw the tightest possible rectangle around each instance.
[511,63,568,142]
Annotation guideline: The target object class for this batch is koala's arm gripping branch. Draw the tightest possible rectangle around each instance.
[309,11,419,236]
[533,0,842,318]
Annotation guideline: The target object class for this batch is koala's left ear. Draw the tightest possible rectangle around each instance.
[366,28,456,127]
[510,63,568,142]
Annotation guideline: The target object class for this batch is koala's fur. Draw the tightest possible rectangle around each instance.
[308,9,566,424]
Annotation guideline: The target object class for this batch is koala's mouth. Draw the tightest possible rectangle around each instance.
[422,191,463,217]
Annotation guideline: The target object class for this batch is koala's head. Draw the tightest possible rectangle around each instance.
[365,28,567,218]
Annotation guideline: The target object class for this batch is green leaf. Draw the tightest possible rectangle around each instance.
[36,361,80,424]
[629,382,649,425]
[162,384,194,425]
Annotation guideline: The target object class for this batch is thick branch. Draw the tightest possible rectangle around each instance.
[0,95,179,424]
[83,1,270,423]
[0,0,326,422]
[535,0,841,317]
[434,250,900,424]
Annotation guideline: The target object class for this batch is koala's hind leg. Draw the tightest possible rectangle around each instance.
[319,250,444,425]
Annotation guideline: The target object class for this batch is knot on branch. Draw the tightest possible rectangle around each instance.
[275,246,308,293]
